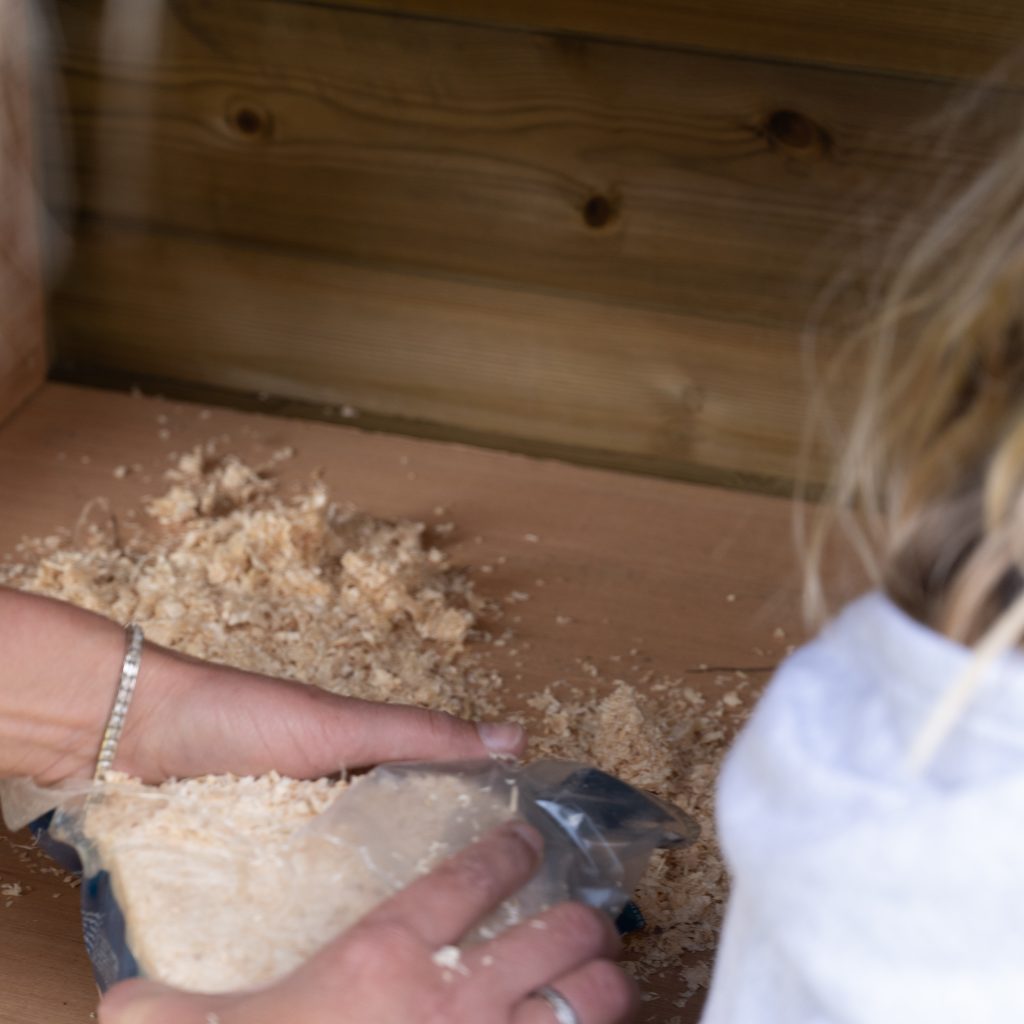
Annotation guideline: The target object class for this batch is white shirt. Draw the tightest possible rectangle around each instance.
[701,591,1024,1023]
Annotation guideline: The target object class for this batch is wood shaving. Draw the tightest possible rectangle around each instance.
[0,446,756,1012]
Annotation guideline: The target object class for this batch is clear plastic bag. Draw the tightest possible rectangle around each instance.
[44,758,698,992]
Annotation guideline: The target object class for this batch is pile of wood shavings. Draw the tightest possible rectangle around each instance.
[3,446,502,720]
[75,773,351,994]
[0,445,757,1013]
[69,770,515,992]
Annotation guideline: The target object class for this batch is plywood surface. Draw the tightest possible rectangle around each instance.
[0,383,806,1022]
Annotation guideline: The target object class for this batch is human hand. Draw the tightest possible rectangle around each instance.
[117,638,525,783]
[0,588,525,786]
[98,821,638,1024]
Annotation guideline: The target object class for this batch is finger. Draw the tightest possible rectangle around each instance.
[124,653,527,782]
[359,820,542,947]
[98,979,233,1024]
[464,902,620,1002]
[512,960,640,1024]
[310,695,528,766]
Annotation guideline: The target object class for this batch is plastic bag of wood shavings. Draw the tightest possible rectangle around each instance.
[43,759,697,994]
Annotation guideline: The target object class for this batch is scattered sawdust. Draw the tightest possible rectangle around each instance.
[1,881,22,897]
[521,671,752,1008]
[0,444,756,1011]
[1,879,22,906]
[0,831,81,890]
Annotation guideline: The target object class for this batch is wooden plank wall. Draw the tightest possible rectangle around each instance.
[339,1,1024,83]
[46,0,1024,489]
[0,0,47,425]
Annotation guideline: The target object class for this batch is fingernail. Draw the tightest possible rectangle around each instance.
[508,819,544,856]
[477,721,525,754]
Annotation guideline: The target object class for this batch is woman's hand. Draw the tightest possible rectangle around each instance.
[0,588,525,785]
[98,821,639,1024]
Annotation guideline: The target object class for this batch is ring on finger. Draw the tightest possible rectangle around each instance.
[530,985,581,1024]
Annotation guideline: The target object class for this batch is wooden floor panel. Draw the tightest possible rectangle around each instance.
[0,383,805,1023]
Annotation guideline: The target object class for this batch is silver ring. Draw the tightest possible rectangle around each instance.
[532,985,581,1024]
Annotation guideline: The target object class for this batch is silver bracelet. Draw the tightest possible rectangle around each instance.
[93,623,145,781]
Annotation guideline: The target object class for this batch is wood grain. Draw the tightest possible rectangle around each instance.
[0,832,94,1024]
[53,222,821,487]
[330,0,1024,83]
[48,0,1017,483]
[0,382,810,1023]
[0,0,47,425]
[52,0,1015,329]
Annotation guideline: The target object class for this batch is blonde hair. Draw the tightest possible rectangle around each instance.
[800,82,1024,767]
[803,107,1024,648]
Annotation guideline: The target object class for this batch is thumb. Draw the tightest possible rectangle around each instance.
[98,979,229,1024]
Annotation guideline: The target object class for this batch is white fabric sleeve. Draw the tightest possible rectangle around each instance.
[701,594,1024,1024]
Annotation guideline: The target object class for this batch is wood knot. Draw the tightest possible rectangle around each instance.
[582,194,616,229]
[763,109,831,157]
[225,101,274,141]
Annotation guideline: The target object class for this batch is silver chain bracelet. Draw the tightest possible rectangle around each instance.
[93,623,145,780]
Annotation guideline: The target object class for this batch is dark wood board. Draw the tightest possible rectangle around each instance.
[332,0,1024,84]
[48,0,1022,484]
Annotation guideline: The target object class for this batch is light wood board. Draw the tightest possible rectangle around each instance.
[0,382,810,1023]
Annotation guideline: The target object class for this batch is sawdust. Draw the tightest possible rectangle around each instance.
[4,445,498,721]
[521,673,753,1008]
[0,444,756,1010]
[67,770,515,992]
